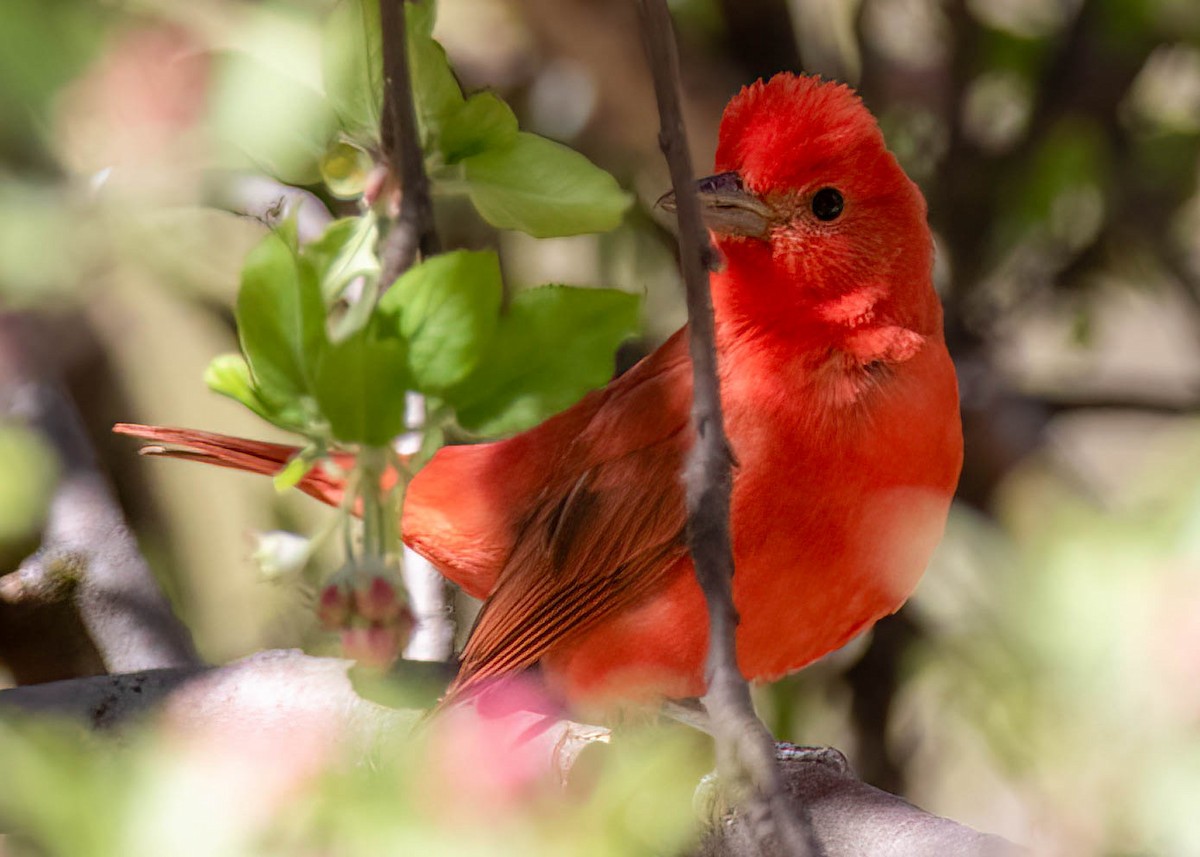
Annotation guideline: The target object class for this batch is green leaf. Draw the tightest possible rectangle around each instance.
[0,424,58,546]
[210,51,338,185]
[304,214,380,303]
[204,354,311,432]
[462,132,631,237]
[447,285,640,436]
[273,447,319,493]
[405,0,464,147]
[235,227,326,405]
[377,250,503,393]
[438,91,518,163]
[0,0,108,164]
[321,0,383,141]
[313,327,410,446]
[303,213,382,343]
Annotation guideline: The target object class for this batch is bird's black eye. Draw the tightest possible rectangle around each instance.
[811,187,844,222]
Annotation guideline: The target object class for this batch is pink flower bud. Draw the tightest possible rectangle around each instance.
[340,623,406,668]
[316,583,351,630]
[355,576,402,623]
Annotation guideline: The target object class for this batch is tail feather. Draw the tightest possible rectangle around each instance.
[112,423,349,507]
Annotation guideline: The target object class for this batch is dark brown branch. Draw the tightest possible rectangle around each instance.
[378,0,441,287]
[634,2,809,854]
[373,1,454,658]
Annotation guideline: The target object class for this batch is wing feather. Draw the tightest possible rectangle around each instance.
[446,432,691,701]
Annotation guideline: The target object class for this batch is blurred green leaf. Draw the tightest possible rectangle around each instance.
[406,0,465,148]
[210,51,338,185]
[305,214,381,303]
[0,703,704,857]
[273,446,319,493]
[0,183,81,303]
[377,250,502,392]
[438,91,518,163]
[995,118,1110,251]
[235,227,326,408]
[462,133,631,237]
[0,0,108,167]
[0,719,122,857]
[314,326,409,446]
[321,0,383,142]
[204,353,310,432]
[304,213,381,344]
[448,285,640,436]
[0,423,59,546]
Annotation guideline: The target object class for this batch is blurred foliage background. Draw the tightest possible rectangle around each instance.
[2,0,1200,854]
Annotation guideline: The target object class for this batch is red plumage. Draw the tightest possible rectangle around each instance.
[116,73,962,710]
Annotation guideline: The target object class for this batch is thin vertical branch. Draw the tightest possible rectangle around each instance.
[375,0,453,658]
[378,0,440,287]
[634,1,811,854]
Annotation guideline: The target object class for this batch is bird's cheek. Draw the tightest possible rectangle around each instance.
[767,223,808,268]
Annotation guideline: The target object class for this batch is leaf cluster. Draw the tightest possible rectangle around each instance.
[209,0,641,458]
[323,0,631,236]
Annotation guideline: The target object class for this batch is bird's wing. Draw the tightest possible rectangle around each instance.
[446,428,692,701]
[428,332,696,700]
[402,329,694,600]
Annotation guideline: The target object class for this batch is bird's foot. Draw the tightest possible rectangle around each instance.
[774,743,851,775]
[698,677,820,856]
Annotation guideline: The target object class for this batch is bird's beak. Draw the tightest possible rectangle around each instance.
[656,171,774,239]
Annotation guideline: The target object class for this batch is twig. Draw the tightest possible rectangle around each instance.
[634,2,810,854]
[375,0,454,658]
[378,0,440,287]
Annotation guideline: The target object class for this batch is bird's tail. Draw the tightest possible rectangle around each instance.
[112,423,351,508]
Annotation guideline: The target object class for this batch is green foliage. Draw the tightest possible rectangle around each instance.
[437,92,519,162]
[314,325,410,446]
[320,0,630,236]
[403,0,466,143]
[204,354,308,432]
[235,223,326,407]
[204,0,641,453]
[321,0,383,143]
[377,249,502,392]
[448,286,642,436]
[0,0,108,167]
[306,212,382,342]
[0,714,704,857]
[460,133,632,238]
[210,49,339,186]
[213,217,640,448]
[0,423,59,546]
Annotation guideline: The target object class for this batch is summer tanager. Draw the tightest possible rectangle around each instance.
[116,73,962,708]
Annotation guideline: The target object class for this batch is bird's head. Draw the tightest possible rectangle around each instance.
[666,74,938,337]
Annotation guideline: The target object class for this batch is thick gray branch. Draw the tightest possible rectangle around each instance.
[700,747,1024,857]
[0,317,199,673]
[0,655,1021,857]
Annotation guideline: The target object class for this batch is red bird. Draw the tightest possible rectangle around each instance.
[118,74,962,709]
